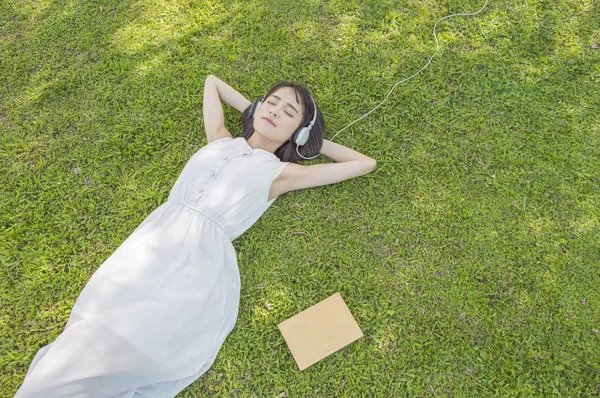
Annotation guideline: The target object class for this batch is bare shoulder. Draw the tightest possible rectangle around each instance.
[206,127,232,143]
[268,159,376,200]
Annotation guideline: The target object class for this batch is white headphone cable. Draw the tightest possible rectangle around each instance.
[296,0,489,161]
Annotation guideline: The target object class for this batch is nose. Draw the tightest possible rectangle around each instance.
[269,103,284,117]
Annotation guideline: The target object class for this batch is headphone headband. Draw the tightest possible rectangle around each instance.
[306,97,317,130]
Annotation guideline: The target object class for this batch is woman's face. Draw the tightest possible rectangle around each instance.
[253,86,306,146]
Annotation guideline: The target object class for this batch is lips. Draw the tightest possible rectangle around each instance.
[262,117,276,126]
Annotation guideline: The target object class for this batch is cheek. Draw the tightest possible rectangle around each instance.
[287,117,302,132]
[283,119,300,137]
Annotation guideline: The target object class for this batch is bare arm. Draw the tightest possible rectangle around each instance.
[319,139,374,163]
[203,75,252,143]
[271,139,376,198]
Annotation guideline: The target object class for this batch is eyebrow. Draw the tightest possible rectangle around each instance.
[271,95,299,115]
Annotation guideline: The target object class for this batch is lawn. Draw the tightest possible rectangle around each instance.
[1,0,599,396]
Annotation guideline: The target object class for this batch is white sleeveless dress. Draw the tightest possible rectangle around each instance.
[16,137,289,398]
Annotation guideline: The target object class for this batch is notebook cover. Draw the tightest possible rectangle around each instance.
[277,293,364,371]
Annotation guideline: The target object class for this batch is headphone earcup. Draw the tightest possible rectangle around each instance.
[294,127,310,146]
[250,100,262,118]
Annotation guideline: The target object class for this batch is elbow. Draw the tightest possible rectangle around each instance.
[357,158,376,176]
[366,158,377,173]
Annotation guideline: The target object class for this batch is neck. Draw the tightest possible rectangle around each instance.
[246,131,283,154]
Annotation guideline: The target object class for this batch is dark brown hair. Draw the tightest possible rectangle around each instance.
[240,82,325,163]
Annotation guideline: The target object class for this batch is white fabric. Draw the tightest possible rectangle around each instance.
[16,137,288,397]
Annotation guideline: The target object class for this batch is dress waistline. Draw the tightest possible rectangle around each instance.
[172,200,230,239]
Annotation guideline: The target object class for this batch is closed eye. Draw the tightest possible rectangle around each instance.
[267,100,295,117]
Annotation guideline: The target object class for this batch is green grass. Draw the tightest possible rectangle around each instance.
[1,0,599,396]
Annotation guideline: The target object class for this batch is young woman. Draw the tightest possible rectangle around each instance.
[16,75,376,397]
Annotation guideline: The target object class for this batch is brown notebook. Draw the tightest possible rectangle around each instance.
[277,293,364,371]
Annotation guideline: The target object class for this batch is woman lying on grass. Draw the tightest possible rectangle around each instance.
[16,75,376,397]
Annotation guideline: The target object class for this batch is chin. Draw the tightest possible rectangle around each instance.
[254,125,290,144]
